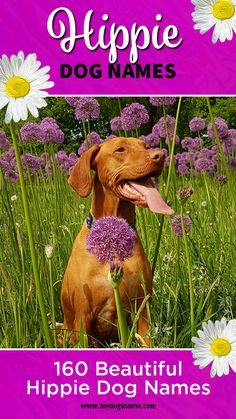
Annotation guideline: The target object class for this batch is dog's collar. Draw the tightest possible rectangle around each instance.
[86,212,136,230]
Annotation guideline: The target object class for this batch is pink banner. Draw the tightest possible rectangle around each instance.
[1,350,235,418]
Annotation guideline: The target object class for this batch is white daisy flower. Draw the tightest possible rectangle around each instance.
[192,0,236,43]
[0,51,54,124]
[192,317,236,377]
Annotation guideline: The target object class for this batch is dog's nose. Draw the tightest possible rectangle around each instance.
[150,150,165,162]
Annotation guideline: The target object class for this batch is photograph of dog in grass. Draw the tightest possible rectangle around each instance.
[62,137,173,347]
[0,96,236,348]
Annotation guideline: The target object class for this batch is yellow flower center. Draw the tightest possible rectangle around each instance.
[211,338,231,357]
[5,76,30,98]
[213,0,235,20]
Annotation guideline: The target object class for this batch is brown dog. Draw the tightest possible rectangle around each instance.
[61,137,173,346]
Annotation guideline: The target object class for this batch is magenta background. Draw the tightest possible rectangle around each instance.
[0,350,235,418]
[0,0,236,95]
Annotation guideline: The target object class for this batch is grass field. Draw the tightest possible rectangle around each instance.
[1,160,235,348]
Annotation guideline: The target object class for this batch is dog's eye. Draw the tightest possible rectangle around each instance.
[115,147,126,153]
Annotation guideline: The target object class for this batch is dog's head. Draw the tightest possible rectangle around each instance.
[69,137,174,215]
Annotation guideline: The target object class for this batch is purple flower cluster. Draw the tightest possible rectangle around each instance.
[78,132,103,155]
[110,116,125,132]
[189,117,205,132]
[181,137,202,151]
[174,146,219,175]
[194,158,215,173]
[40,118,65,144]
[86,216,136,264]
[20,118,64,144]
[0,131,9,149]
[155,115,177,141]
[121,103,149,131]
[140,133,160,148]
[20,122,43,142]
[171,215,191,236]
[177,187,194,203]
[65,97,81,108]
[215,174,228,184]
[0,148,19,181]
[207,118,228,140]
[221,129,236,154]
[0,147,79,181]
[151,123,161,141]
[229,157,236,171]
[55,151,78,175]
[75,97,100,120]
[20,154,41,175]
[149,97,176,107]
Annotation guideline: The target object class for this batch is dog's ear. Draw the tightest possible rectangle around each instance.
[68,144,101,197]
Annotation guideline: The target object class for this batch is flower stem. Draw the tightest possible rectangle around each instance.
[10,122,53,348]
[48,258,56,346]
[180,205,195,338]
[82,119,88,148]
[113,286,129,347]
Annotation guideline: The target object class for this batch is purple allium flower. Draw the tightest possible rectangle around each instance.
[0,131,9,149]
[65,97,80,107]
[197,147,216,159]
[177,186,194,203]
[177,164,190,175]
[75,97,100,120]
[20,122,43,142]
[151,123,161,141]
[106,134,117,140]
[140,133,160,148]
[78,131,103,155]
[110,261,123,272]
[215,174,228,184]
[86,216,136,264]
[211,153,220,165]
[68,152,78,166]
[40,118,64,144]
[121,103,149,131]
[38,153,47,167]
[171,215,191,236]
[0,147,19,181]
[165,134,180,145]
[20,153,40,176]
[189,117,205,132]
[149,97,176,107]
[57,150,68,162]
[181,137,202,151]
[229,157,236,171]
[177,151,196,165]
[162,148,168,158]
[165,156,170,167]
[156,115,176,139]
[222,129,236,154]
[110,116,125,131]
[194,158,215,173]
[207,118,228,140]
[6,171,19,182]
[228,129,236,144]
[55,151,69,174]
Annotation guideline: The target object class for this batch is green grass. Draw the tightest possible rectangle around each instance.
[0,162,235,348]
